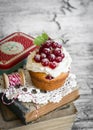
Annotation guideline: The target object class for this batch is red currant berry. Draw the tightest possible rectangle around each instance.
[55,56,62,63]
[57,44,62,48]
[48,54,55,62]
[61,53,65,59]
[41,58,49,66]
[40,53,47,60]
[46,74,54,80]
[49,62,57,69]
[34,54,41,62]
[52,42,58,48]
[44,41,52,48]
[39,46,44,54]
[42,48,51,55]
[53,48,62,56]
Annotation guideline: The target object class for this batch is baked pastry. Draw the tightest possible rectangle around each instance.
[26,40,72,91]
[29,71,69,91]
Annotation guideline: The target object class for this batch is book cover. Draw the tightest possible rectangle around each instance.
[0,102,77,130]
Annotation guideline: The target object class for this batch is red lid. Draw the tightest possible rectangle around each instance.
[0,32,37,69]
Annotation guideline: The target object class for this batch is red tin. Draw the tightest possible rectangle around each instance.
[0,32,37,74]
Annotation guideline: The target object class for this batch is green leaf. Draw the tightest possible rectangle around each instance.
[42,33,48,40]
[33,32,49,46]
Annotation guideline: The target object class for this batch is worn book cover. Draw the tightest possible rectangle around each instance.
[0,102,77,130]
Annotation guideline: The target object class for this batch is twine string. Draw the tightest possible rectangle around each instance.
[1,88,19,105]
[8,72,21,87]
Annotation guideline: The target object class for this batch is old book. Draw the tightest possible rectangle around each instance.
[0,102,77,130]
[0,88,79,124]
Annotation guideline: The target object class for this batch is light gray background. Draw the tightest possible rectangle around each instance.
[0,0,93,129]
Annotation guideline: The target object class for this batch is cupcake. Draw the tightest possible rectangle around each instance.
[26,34,72,91]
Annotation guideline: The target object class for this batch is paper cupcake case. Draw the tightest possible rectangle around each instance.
[0,32,37,74]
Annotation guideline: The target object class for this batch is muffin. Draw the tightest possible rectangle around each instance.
[26,40,72,91]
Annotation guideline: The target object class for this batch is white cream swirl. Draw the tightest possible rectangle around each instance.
[26,47,72,77]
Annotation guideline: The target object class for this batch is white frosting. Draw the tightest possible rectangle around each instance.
[0,70,77,105]
[26,47,72,77]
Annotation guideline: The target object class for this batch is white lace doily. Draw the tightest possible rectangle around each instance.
[0,70,77,105]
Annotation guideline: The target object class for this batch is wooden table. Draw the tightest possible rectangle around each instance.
[0,0,93,129]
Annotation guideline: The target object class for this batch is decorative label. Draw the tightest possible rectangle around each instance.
[1,41,24,55]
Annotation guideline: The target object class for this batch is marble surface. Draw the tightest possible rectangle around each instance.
[0,0,93,129]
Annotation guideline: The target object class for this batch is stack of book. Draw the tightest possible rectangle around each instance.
[0,101,78,130]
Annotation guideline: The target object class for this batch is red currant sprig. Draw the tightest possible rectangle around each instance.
[34,40,65,69]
